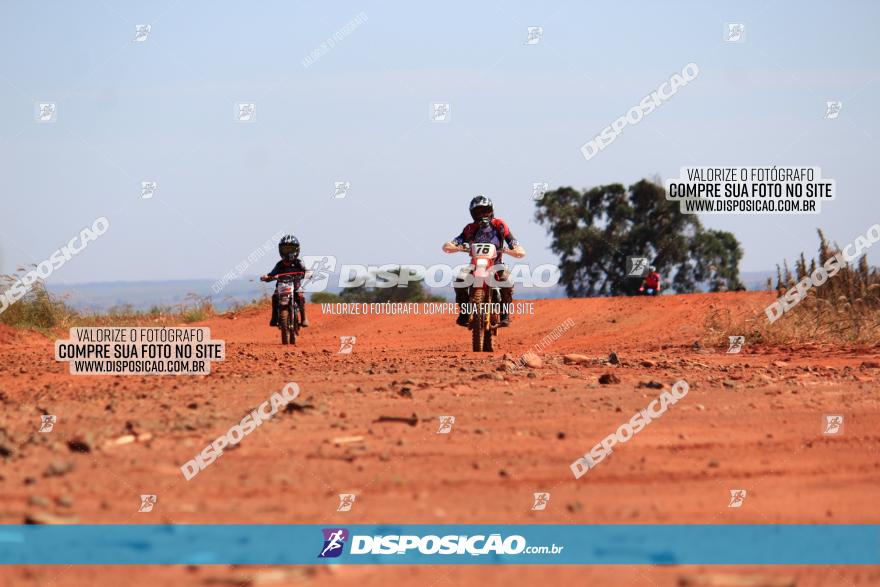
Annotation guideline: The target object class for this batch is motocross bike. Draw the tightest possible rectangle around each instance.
[451,242,512,352]
[262,271,305,345]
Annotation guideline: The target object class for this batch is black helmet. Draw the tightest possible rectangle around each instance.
[469,195,494,225]
[278,235,300,261]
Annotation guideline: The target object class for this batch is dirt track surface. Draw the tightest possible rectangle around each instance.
[1,292,879,586]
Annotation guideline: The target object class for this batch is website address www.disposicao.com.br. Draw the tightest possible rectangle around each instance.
[318,529,563,559]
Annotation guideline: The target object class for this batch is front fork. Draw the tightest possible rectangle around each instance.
[470,286,499,329]
[278,296,297,327]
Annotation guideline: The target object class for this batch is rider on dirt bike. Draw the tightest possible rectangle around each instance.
[442,196,525,327]
[639,266,661,296]
[260,235,309,327]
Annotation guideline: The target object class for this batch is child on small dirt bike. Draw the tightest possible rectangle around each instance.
[639,266,661,296]
[442,195,525,327]
[260,235,309,327]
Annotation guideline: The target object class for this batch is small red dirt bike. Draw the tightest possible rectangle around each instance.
[459,242,512,353]
[262,271,306,345]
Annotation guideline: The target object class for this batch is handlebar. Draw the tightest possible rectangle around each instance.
[261,271,309,282]
[453,244,514,255]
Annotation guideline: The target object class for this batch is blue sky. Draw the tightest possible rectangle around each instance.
[1,0,878,283]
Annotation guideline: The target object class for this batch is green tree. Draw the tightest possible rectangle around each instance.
[534,179,743,296]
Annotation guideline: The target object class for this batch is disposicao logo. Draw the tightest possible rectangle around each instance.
[318,528,349,558]
[316,530,560,558]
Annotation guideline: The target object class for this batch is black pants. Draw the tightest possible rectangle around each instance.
[271,292,306,325]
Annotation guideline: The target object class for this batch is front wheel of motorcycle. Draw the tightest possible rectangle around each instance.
[470,288,484,352]
[279,307,290,345]
[482,327,493,352]
[290,302,298,345]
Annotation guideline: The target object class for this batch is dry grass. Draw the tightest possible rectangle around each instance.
[0,274,77,331]
[704,229,880,347]
[0,268,266,334]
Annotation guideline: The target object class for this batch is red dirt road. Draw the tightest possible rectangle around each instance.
[1,292,879,586]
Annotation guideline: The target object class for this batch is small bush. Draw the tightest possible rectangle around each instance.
[339,266,446,303]
[0,269,75,331]
[226,297,269,314]
[179,294,213,323]
[704,229,880,346]
[0,275,222,332]
[310,292,343,304]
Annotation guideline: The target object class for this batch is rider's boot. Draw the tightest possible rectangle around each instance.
[454,282,470,327]
[270,294,279,327]
[299,305,309,327]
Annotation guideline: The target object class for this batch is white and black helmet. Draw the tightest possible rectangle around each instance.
[469,195,494,225]
[278,235,300,261]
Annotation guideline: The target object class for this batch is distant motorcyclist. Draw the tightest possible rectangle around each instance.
[260,235,309,327]
[442,196,525,327]
[639,266,661,296]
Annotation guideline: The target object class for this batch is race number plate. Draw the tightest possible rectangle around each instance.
[471,243,497,257]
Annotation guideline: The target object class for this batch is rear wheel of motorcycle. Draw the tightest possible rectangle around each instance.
[470,288,484,352]
[279,308,290,345]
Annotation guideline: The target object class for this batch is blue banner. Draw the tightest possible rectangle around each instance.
[0,525,877,565]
